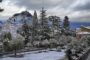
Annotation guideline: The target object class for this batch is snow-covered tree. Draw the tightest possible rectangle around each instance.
[15,11,33,45]
[48,16,61,39]
[39,8,50,41]
[3,38,11,51]
[11,35,24,56]
[80,36,90,47]
[20,20,31,45]
[49,16,61,29]
[32,11,38,41]
[1,31,24,52]
[40,8,48,30]
[3,32,12,40]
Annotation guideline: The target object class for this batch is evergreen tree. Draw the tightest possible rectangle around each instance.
[16,11,33,45]
[4,32,12,40]
[49,16,61,30]
[40,8,50,40]
[22,21,31,45]
[19,17,31,45]
[63,16,70,30]
[49,16,61,39]
[40,8,48,30]
[32,10,38,41]
[33,10,38,29]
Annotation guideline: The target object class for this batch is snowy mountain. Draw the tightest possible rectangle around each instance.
[1,11,33,38]
[7,11,32,25]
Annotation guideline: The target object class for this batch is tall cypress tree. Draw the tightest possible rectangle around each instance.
[33,10,38,29]
[63,16,70,30]
[32,10,38,41]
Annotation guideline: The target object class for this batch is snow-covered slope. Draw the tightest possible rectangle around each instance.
[1,11,33,38]
[2,50,65,60]
[7,11,32,25]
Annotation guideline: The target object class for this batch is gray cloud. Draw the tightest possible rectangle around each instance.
[71,15,90,22]
[0,0,90,22]
[8,0,75,10]
[8,0,60,10]
[73,0,90,11]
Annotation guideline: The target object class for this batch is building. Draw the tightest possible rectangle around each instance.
[76,26,90,39]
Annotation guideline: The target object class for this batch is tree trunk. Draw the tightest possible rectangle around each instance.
[14,49,17,57]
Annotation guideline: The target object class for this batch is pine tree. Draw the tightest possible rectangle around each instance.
[33,10,38,29]
[20,16,31,45]
[0,0,4,12]
[40,8,50,40]
[49,16,61,39]
[53,16,61,31]
[63,16,70,30]
[40,8,48,30]
[22,21,30,45]
[32,10,38,41]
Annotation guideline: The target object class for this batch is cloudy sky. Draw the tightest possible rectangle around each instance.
[0,0,90,22]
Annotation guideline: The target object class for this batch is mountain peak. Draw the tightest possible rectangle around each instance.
[13,11,32,17]
[7,11,33,25]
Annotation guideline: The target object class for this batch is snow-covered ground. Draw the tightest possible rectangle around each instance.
[0,50,65,60]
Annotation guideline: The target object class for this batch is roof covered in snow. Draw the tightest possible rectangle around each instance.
[77,32,90,35]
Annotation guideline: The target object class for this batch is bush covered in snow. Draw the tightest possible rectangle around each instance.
[0,32,24,52]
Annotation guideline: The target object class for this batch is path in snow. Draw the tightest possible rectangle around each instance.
[0,50,65,60]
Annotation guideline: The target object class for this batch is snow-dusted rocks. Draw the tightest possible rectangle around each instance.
[8,11,32,25]
[40,39,50,47]
[0,11,33,40]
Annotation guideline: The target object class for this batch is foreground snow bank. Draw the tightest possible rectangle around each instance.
[1,50,65,60]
